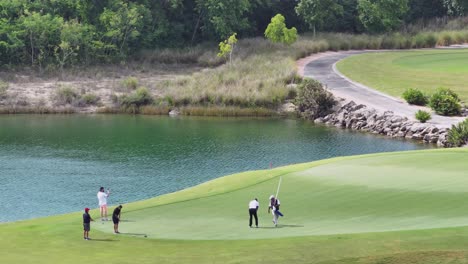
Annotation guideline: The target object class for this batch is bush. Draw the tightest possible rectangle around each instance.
[402,88,428,105]
[121,77,139,90]
[415,110,431,123]
[429,87,461,116]
[0,80,8,99]
[80,93,101,106]
[447,119,468,147]
[120,87,153,109]
[296,78,336,119]
[53,86,79,105]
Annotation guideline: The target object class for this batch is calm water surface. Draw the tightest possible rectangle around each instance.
[0,115,431,222]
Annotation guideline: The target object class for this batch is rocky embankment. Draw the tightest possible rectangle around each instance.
[314,101,450,147]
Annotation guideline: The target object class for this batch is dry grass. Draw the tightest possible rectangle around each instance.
[1,18,468,116]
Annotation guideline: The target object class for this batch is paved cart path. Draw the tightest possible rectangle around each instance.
[297,51,464,128]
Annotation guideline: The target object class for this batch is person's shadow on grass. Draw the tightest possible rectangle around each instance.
[89,238,118,242]
[257,224,304,229]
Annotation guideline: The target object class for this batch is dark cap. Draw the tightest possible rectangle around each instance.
[85,208,90,212]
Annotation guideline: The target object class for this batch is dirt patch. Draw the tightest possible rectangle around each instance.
[0,64,201,112]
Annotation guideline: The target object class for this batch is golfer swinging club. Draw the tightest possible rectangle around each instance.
[268,195,283,227]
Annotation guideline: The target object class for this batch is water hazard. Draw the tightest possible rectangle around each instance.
[0,115,431,222]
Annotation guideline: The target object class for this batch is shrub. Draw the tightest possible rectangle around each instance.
[415,110,431,123]
[402,88,428,105]
[437,32,454,46]
[447,119,468,147]
[429,87,461,116]
[53,86,79,105]
[121,77,139,90]
[81,93,101,106]
[120,87,153,109]
[0,80,8,99]
[296,78,336,119]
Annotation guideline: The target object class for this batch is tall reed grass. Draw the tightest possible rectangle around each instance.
[3,18,468,116]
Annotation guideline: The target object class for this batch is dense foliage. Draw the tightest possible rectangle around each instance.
[0,0,465,69]
[429,87,462,116]
[402,88,428,105]
[264,14,298,45]
[415,110,431,123]
[447,118,468,147]
[296,78,336,119]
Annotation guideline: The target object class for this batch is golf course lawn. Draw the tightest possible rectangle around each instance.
[336,49,468,102]
[3,148,468,263]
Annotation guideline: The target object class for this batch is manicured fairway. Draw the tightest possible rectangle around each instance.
[336,49,468,102]
[2,148,468,263]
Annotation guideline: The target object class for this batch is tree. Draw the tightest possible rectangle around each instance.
[295,0,344,36]
[0,19,24,65]
[217,33,237,65]
[19,11,63,70]
[406,0,446,22]
[443,0,468,16]
[55,20,87,78]
[99,2,148,58]
[358,0,409,33]
[264,14,298,45]
[196,0,250,39]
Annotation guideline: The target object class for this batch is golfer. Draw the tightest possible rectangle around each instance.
[97,187,110,221]
[112,205,123,234]
[83,208,94,240]
[248,198,259,228]
[268,195,282,227]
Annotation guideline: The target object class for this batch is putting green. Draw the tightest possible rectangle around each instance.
[3,148,468,263]
[94,149,468,240]
[336,49,468,102]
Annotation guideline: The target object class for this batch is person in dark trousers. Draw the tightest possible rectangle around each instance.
[248,198,259,228]
[83,208,94,240]
[112,205,123,234]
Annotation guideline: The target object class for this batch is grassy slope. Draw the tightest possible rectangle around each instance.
[336,49,468,102]
[2,149,468,263]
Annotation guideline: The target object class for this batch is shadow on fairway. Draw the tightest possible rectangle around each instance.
[278,224,303,228]
[120,232,147,237]
[89,238,118,242]
[257,224,304,229]
[119,219,136,222]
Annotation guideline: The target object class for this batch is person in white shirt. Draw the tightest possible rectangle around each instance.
[97,187,110,221]
[248,198,259,228]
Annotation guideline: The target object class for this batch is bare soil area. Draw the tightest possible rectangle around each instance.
[0,63,201,113]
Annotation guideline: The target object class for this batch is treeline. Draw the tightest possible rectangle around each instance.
[0,0,466,69]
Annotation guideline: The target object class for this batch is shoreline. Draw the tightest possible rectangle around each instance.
[297,50,467,147]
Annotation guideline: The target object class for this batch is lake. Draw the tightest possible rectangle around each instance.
[0,115,431,222]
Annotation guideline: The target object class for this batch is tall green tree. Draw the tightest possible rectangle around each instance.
[295,0,344,36]
[0,19,24,65]
[406,0,446,22]
[196,0,251,39]
[443,0,468,16]
[55,19,88,77]
[358,0,409,33]
[99,2,149,58]
[19,11,63,70]
[264,14,298,45]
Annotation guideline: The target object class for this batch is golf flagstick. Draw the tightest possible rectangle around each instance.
[275,176,282,200]
[273,176,284,218]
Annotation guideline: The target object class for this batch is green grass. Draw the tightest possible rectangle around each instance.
[336,49,468,103]
[2,148,468,263]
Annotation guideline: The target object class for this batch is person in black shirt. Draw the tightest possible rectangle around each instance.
[112,205,123,234]
[83,208,94,240]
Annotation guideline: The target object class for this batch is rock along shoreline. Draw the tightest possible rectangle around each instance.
[314,100,450,147]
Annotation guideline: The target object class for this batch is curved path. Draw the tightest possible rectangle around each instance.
[297,51,464,128]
